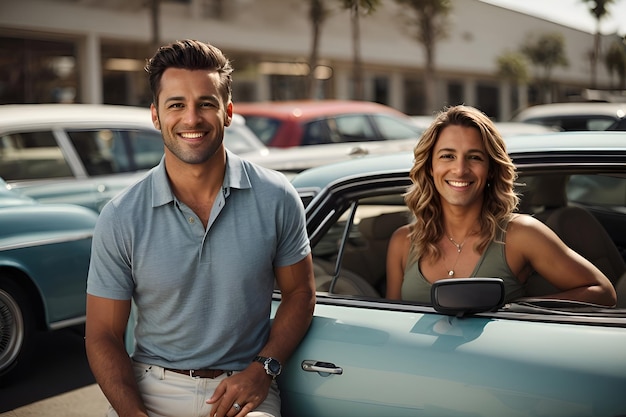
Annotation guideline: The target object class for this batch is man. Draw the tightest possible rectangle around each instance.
[85,39,316,417]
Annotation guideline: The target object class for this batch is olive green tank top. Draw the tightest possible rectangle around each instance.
[401,224,525,304]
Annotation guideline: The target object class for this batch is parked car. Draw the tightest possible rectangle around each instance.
[511,102,626,131]
[0,104,268,212]
[412,116,559,136]
[235,100,424,148]
[280,131,626,416]
[242,136,414,176]
[245,120,552,174]
[125,131,626,416]
[492,121,559,135]
[0,177,99,379]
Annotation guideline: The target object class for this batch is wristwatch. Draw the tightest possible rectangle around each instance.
[254,355,282,379]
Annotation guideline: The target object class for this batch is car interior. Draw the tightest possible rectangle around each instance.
[0,130,74,180]
[308,171,626,309]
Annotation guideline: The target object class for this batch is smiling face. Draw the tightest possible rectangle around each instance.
[430,125,490,210]
[151,68,232,165]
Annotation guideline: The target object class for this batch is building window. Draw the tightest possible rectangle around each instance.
[476,83,499,119]
[373,76,389,105]
[447,81,463,107]
[403,78,424,115]
[0,36,78,104]
[101,42,151,106]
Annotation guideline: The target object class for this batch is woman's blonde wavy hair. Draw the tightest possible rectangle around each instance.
[405,105,519,263]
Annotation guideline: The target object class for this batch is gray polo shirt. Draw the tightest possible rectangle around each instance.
[87,151,310,370]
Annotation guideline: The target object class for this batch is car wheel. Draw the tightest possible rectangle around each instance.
[0,278,34,378]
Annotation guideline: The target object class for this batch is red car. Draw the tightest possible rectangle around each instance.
[235,100,422,148]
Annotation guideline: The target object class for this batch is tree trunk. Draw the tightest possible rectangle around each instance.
[592,22,601,88]
[423,36,436,114]
[351,3,364,100]
[308,18,321,98]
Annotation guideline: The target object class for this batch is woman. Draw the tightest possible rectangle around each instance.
[386,105,616,306]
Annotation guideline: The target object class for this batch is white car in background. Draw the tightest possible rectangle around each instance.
[512,102,626,131]
[0,104,267,212]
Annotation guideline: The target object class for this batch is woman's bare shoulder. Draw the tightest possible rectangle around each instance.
[388,223,412,250]
[508,213,547,229]
[507,213,557,243]
[391,223,412,239]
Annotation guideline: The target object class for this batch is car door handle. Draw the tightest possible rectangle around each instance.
[348,146,369,156]
[301,360,343,375]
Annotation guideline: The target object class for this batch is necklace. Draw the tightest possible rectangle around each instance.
[446,235,466,277]
[448,236,465,253]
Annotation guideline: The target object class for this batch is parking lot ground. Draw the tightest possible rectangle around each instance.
[0,384,109,417]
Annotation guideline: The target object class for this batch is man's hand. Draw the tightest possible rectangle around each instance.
[206,365,271,417]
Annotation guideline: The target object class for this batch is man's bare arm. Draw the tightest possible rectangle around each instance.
[85,294,149,417]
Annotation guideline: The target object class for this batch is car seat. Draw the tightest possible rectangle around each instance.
[338,210,411,294]
[313,258,380,298]
[543,206,626,307]
[517,174,568,220]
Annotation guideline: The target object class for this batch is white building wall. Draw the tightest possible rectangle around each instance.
[0,0,619,116]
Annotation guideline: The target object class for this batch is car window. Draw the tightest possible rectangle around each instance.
[242,116,281,145]
[333,115,377,142]
[223,124,265,154]
[0,130,73,180]
[567,173,626,208]
[125,129,164,170]
[302,119,334,145]
[587,118,616,131]
[371,114,422,140]
[527,116,616,131]
[67,129,163,174]
[67,129,120,175]
[311,193,411,298]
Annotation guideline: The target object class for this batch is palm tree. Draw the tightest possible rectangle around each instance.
[604,38,626,89]
[496,51,530,113]
[339,0,380,100]
[521,32,568,103]
[394,0,452,114]
[307,0,329,99]
[582,0,616,88]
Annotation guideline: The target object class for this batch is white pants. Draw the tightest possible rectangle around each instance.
[105,361,281,417]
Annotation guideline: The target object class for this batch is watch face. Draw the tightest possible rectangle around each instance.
[267,359,281,375]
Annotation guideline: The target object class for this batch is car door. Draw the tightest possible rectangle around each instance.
[276,297,626,417]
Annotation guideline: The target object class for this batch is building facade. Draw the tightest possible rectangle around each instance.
[0,0,621,120]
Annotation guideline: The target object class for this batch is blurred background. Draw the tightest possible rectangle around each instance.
[0,0,624,121]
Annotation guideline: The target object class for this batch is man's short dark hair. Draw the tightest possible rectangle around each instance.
[145,39,233,107]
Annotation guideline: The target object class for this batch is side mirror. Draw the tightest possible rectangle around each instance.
[431,278,505,317]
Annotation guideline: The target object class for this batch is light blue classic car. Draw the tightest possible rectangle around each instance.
[122,132,626,416]
[278,131,626,416]
[0,177,98,379]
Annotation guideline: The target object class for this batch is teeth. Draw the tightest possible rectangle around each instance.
[180,132,203,139]
[448,180,470,187]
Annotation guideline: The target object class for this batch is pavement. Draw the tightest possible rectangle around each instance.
[0,384,109,417]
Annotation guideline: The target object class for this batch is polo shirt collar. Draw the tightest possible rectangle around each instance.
[151,150,252,208]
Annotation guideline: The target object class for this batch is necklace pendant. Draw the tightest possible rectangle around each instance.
[448,270,454,277]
